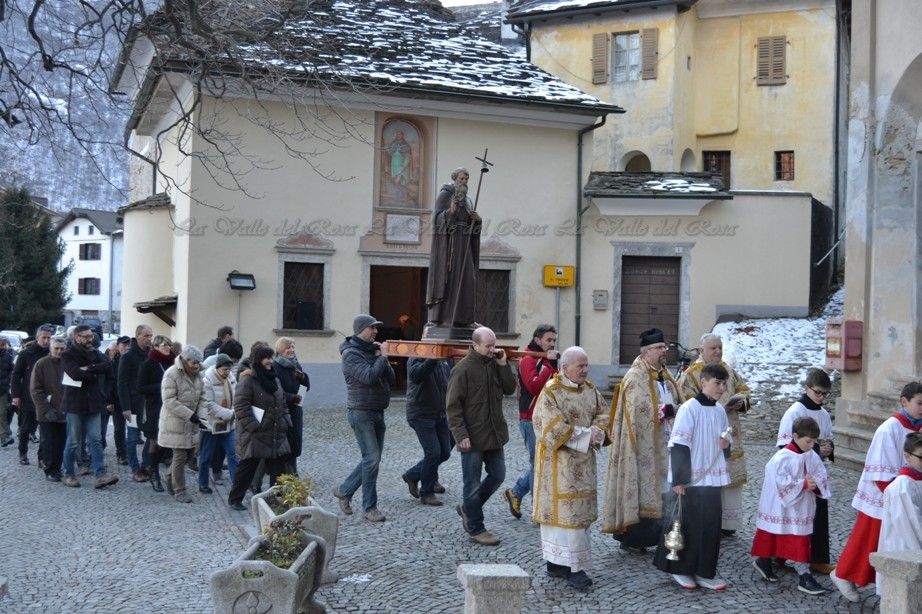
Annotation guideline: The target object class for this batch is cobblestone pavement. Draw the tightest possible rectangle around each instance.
[2,399,882,613]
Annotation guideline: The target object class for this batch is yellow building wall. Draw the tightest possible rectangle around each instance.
[527,3,837,203]
[694,9,837,202]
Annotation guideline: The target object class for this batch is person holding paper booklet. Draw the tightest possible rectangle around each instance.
[197,354,238,494]
[273,337,309,475]
[30,336,67,481]
[138,335,176,493]
[227,345,292,511]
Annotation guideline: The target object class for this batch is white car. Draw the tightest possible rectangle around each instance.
[0,330,29,355]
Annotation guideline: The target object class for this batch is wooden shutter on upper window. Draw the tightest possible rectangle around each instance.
[757,36,786,85]
[592,32,609,84]
[641,28,658,80]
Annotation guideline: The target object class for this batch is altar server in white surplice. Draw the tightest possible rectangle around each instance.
[876,432,922,595]
[752,416,830,596]
[653,363,731,591]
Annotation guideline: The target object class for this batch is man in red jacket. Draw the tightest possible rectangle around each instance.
[503,324,558,519]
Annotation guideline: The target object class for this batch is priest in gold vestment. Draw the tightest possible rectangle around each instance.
[532,347,609,591]
[601,328,682,552]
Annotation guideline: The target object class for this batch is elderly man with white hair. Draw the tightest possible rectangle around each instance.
[677,332,751,536]
[532,346,609,591]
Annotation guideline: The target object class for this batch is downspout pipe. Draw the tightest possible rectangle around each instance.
[575,115,608,346]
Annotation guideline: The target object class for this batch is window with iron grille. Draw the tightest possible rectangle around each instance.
[78,278,100,295]
[702,151,732,190]
[79,243,102,260]
[774,151,795,181]
[283,262,324,330]
[476,269,509,333]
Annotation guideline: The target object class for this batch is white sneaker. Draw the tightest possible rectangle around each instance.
[830,569,860,602]
[671,574,697,589]
[695,576,728,591]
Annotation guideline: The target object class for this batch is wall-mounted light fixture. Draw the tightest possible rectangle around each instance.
[227,270,256,291]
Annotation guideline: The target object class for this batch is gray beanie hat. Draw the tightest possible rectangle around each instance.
[214,353,234,369]
[180,345,204,363]
[352,314,383,336]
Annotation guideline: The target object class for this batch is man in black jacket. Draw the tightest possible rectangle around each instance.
[10,324,54,464]
[401,357,453,506]
[0,336,15,447]
[203,325,234,359]
[117,324,153,481]
[61,325,117,488]
[331,314,395,523]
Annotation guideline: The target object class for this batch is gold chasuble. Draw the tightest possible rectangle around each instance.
[601,356,682,534]
[532,374,611,529]
[677,359,751,487]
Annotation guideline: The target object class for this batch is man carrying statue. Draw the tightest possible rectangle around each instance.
[426,167,481,329]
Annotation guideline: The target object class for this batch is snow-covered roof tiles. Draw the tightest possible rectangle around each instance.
[584,171,730,198]
[507,0,694,22]
[149,0,622,115]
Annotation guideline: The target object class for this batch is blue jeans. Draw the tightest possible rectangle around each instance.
[405,417,453,496]
[125,425,150,471]
[460,448,506,535]
[198,431,238,489]
[511,420,536,500]
[63,412,105,477]
[339,409,385,512]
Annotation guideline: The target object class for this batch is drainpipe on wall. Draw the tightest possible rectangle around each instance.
[575,116,607,346]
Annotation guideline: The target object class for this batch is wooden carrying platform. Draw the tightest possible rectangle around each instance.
[380,339,544,360]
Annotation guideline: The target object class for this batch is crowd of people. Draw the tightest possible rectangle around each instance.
[0,324,307,508]
[2,316,921,601]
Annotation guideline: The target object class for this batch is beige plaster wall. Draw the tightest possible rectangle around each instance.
[150,97,584,361]
[579,192,813,364]
[119,206,176,338]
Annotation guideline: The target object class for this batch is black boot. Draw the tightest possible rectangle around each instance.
[150,469,165,493]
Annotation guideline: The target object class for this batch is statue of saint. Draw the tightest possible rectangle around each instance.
[426,167,481,328]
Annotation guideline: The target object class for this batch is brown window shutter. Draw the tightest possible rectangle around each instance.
[641,28,658,80]
[592,32,609,84]
[757,36,786,85]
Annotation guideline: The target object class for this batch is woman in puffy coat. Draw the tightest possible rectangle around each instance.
[197,353,237,494]
[137,335,175,492]
[227,345,291,510]
[158,345,207,503]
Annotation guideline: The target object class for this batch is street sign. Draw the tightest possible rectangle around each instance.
[543,265,575,287]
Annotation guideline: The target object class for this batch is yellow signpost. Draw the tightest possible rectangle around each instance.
[543,265,575,287]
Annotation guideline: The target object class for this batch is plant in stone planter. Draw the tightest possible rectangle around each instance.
[269,474,317,514]
[210,519,327,614]
[251,475,340,585]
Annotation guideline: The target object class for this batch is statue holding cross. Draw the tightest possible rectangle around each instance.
[425,151,493,331]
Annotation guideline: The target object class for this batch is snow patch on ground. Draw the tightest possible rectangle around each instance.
[714,287,844,402]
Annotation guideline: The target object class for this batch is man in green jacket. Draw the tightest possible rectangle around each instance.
[447,326,517,545]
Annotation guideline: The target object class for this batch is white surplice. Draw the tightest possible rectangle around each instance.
[667,397,730,487]
[756,446,830,536]
[876,473,922,594]
[540,424,593,571]
[853,417,916,519]
[776,402,833,446]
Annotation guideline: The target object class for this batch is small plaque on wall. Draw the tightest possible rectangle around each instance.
[385,214,421,244]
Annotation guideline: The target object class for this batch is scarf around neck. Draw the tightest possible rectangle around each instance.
[253,362,278,395]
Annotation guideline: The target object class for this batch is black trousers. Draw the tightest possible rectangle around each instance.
[811,497,830,564]
[229,457,286,505]
[17,407,37,455]
[654,486,723,579]
[39,421,66,476]
[110,408,127,457]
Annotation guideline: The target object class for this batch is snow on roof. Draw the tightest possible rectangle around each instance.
[714,287,844,402]
[150,0,622,114]
[584,171,730,198]
[507,0,693,22]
